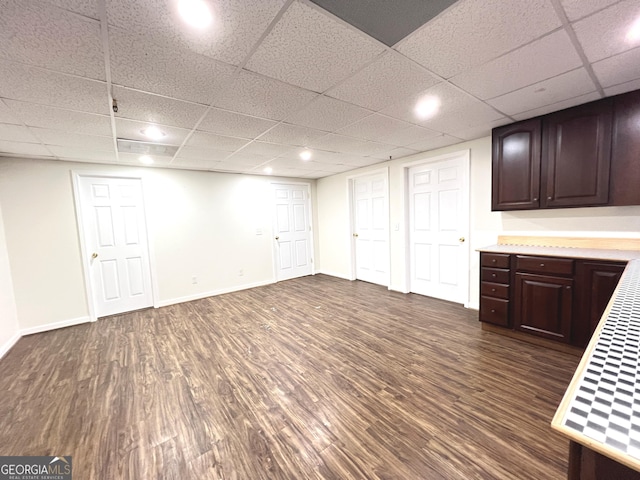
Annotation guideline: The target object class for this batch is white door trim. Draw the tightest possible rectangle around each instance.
[402,150,471,306]
[72,171,158,321]
[270,181,315,282]
[347,167,391,288]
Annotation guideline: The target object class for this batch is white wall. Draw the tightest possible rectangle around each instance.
[0,157,317,331]
[0,202,20,358]
[316,136,640,309]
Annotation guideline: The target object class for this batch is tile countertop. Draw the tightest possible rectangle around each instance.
[550,258,640,472]
[478,244,640,262]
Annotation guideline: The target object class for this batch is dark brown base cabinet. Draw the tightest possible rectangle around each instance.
[479,252,625,348]
[569,441,640,480]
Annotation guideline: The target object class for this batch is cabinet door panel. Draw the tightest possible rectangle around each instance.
[492,119,541,211]
[515,273,573,342]
[611,89,640,206]
[542,100,612,207]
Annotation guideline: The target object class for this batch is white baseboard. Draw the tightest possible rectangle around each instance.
[315,270,354,281]
[466,301,480,310]
[20,316,92,336]
[0,331,21,359]
[156,279,275,308]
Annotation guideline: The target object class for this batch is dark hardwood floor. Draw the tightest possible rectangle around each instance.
[0,275,580,479]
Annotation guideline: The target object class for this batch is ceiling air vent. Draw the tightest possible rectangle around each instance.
[116,139,179,157]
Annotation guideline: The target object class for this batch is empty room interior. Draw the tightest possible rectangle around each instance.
[2,0,640,478]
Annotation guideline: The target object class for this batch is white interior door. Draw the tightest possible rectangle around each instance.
[77,176,153,318]
[273,183,313,281]
[408,154,469,303]
[352,172,389,286]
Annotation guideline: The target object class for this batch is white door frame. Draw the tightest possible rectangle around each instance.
[347,167,391,288]
[402,150,471,306]
[72,171,159,321]
[270,181,315,282]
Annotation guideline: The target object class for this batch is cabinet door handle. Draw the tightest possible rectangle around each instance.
[547,196,552,200]
[533,197,538,201]
[491,288,496,292]
[492,273,496,277]
[492,259,496,263]
[490,309,496,313]
[540,263,545,267]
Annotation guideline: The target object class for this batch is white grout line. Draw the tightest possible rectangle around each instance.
[97,0,120,163]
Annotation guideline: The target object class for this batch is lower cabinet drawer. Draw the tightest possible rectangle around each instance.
[480,296,510,327]
[481,281,509,299]
[481,267,510,284]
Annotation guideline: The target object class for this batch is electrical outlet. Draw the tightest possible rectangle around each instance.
[191,276,198,284]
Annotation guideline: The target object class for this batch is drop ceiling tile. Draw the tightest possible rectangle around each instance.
[0,102,21,125]
[560,0,619,21]
[0,124,41,143]
[171,157,222,170]
[118,152,173,166]
[447,118,512,141]
[422,102,505,133]
[368,147,420,161]
[287,96,372,131]
[198,108,278,138]
[511,92,602,120]
[107,0,287,66]
[604,78,640,96]
[245,1,384,92]
[487,68,597,116]
[175,146,232,161]
[4,100,112,136]
[212,162,257,173]
[279,148,344,164]
[327,51,440,111]
[115,118,189,145]
[0,0,104,79]
[450,30,582,100]
[45,0,99,19]
[238,141,295,157]
[397,0,560,78]
[258,123,328,146]
[573,0,640,62]
[222,152,272,166]
[378,124,441,147]
[592,47,640,88]
[186,131,249,151]
[309,133,396,156]
[30,128,114,150]
[0,60,108,114]
[266,157,314,169]
[110,28,237,105]
[406,134,462,152]
[0,140,53,157]
[112,87,207,129]
[48,146,117,163]
[211,70,318,121]
[336,114,414,142]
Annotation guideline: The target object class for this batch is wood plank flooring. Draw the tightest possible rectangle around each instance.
[0,275,580,479]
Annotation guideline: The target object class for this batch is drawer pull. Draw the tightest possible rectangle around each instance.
[540,263,544,267]
[491,288,496,292]
[490,309,496,313]
[492,259,496,263]
[492,273,496,277]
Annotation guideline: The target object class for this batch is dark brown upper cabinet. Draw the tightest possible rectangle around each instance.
[541,99,612,208]
[610,89,640,206]
[492,118,541,210]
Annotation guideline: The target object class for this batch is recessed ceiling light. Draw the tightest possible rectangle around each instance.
[300,149,312,161]
[415,96,440,120]
[178,0,213,29]
[141,126,165,141]
[264,167,273,175]
[139,155,154,165]
[627,16,640,43]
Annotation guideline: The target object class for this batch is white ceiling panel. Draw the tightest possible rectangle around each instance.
[109,28,237,105]
[367,146,420,160]
[174,146,232,161]
[0,140,53,157]
[326,51,440,111]
[573,0,640,62]
[187,131,249,151]
[112,87,208,129]
[605,78,640,97]
[451,30,583,100]
[211,70,319,120]
[44,0,99,19]
[0,0,104,80]
[48,146,117,163]
[170,157,222,170]
[560,0,620,21]
[245,1,384,92]
[4,100,112,136]
[0,102,21,125]
[221,152,272,166]
[512,91,602,121]
[107,0,287,66]
[309,133,397,156]
[592,47,640,88]
[377,124,441,147]
[446,118,512,141]
[396,0,561,78]
[212,162,258,173]
[336,114,415,142]
[198,108,277,138]
[406,134,462,152]
[237,141,295,157]
[0,60,108,114]
[0,124,41,143]
[117,152,173,166]
[287,96,372,131]
[30,128,114,150]
[488,68,597,115]
[115,118,189,145]
[422,102,505,133]
[258,123,327,146]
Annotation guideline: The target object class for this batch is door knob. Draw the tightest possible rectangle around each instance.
[91,252,98,259]
[353,233,359,238]
[459,237,465,242]
[275,236,279,240]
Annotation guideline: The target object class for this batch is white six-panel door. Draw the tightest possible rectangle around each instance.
[273,183,313,281]
[408,154,469,303]
[352,172,389,286]
[77,176,153,317]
